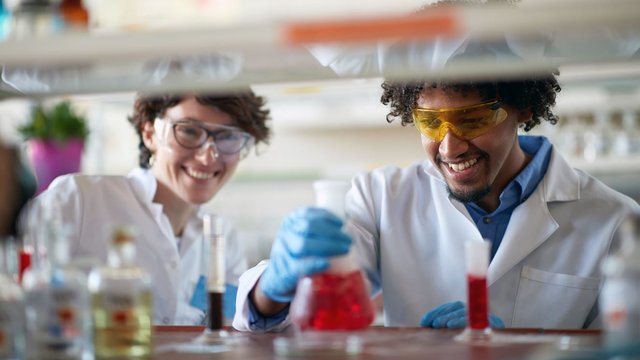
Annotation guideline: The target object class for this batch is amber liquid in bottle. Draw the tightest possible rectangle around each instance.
[89,227,153,358]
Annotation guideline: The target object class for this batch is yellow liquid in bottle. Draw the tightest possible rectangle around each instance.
[93,290,153,358]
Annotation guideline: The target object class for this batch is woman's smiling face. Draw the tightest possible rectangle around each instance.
[145,96,242,205]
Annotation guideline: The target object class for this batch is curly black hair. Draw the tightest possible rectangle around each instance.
[128,90,271,169]
[380,75,562,132]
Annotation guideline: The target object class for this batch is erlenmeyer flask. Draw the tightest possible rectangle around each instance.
[290,180,375,331]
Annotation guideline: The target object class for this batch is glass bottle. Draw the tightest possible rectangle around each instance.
[0,0,10,40]
[0,240,26,360]
[59,0,88,30]
[11,0,64,38]
[88,226,152,359]
[600,212,640,349]
[22,220,92,359]
[290,180,375,331]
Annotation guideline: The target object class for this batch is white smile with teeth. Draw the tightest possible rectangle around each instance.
[186,168,215,179]
[448,158,478,172]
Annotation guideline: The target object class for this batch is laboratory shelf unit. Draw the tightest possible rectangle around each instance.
[0,0,638,97]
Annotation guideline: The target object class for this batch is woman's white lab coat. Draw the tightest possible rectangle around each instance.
[233,147,639,330]
[27,168,247,325]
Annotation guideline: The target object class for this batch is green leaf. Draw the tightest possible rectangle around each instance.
[17,101,89,142]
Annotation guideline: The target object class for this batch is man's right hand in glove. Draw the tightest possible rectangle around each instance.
[251,207,352,315]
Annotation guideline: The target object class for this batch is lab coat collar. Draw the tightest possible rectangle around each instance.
[128,167,157,204]
[422,146,582,285]
[127,167,205,255]
[488,149,579,285]
[127,167,177,247]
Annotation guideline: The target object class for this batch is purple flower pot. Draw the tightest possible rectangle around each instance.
[28,138,84,195]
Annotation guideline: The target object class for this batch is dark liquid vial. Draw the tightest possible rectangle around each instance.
[207,292,223,330]
[291,270,375,331]
[467,275,489,330]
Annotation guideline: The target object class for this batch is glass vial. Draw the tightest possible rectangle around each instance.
[22,220,92,359]
[0,240,26,360]
[88,226,152,359]
[204,214,226,332]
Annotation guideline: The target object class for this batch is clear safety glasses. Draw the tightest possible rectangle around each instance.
[412,100,508,141]
[154,118,255,157]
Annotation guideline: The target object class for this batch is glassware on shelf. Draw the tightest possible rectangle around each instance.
[0,239,26,360]
[10,0,64,38]
[0,0,10,40]
[22,219,92,359]
[88,226,153,359]
[59,0,88,30]
[455,239,492,343]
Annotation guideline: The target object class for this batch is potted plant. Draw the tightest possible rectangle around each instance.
[18,100,89,195]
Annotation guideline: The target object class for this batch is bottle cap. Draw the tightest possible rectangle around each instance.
[112,226,136,245]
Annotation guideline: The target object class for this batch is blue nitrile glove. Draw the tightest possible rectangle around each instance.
[420,300,505,329]
[259,207,352,303]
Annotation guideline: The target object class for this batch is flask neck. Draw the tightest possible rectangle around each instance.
[327,249,359,274]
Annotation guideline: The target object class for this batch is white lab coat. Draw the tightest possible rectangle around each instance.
[233,146,639,330]
[27,168,247,325]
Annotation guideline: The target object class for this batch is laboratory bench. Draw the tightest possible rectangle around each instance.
[152,325,602,359]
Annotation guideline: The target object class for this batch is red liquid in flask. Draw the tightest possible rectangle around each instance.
[467,274,489,330]
[291,270,375,331]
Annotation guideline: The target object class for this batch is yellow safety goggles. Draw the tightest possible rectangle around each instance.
[412,100,508,141]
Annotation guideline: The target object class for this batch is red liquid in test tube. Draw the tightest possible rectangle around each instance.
[467,274,488,329]
[464,241,490,332]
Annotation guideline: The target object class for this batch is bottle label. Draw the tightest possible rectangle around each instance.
[49,288,83,346]
[27,286,86,353]
[102,292,141,327]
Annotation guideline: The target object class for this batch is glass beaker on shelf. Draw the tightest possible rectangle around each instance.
[289,180,375,331]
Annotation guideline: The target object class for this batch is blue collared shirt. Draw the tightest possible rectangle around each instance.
[464,135,552,260]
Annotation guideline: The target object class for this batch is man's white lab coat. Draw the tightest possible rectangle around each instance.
[28,168,247,325]
[233,147,639,331]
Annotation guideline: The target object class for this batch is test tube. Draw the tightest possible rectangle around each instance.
[204,214,225,331]
[465,240,490,334]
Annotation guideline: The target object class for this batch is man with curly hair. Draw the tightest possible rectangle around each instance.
[233,70,639,331]
[26,90,271,325]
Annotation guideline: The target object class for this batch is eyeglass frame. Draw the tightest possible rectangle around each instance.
[154,117,255,157]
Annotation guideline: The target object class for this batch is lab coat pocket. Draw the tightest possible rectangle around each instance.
[512,266,600,329]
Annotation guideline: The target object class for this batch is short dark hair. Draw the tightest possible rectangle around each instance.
[380,75,562,132]
[128,90,271,168]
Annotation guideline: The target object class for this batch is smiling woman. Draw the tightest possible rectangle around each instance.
[23,90,271,326]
